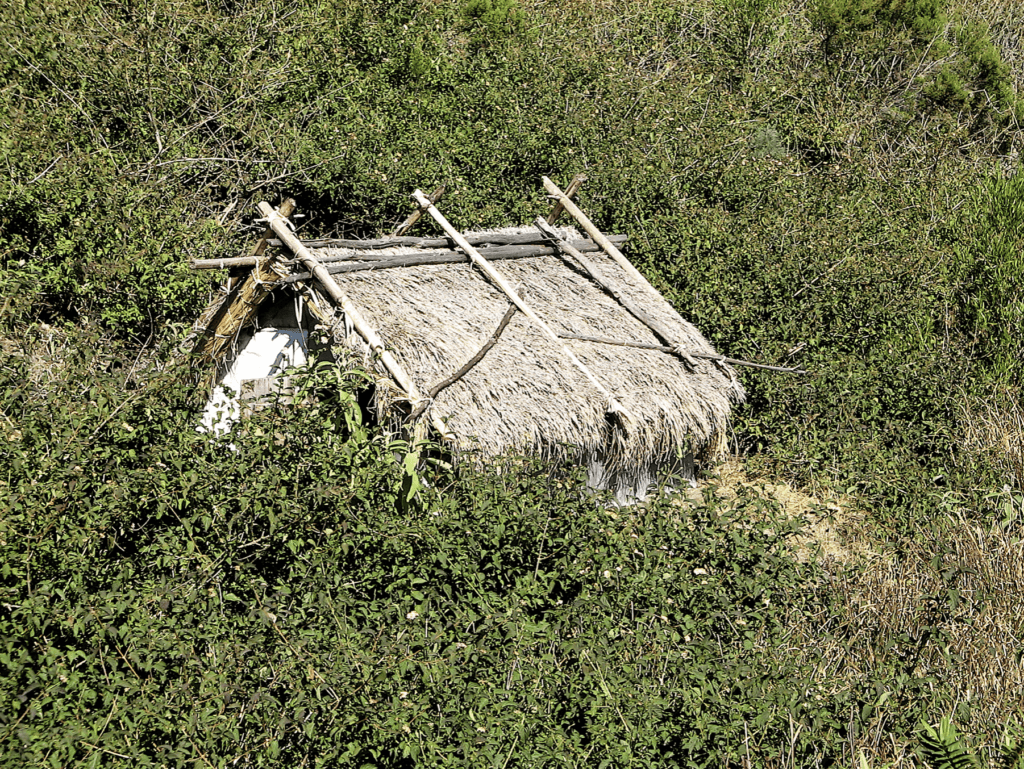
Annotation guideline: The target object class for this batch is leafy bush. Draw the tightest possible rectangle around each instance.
[1,355,842,766]
[2,0,1023,762]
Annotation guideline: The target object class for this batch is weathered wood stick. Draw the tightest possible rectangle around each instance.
[534,217,683,345]
[256,201,452,441]
[393,184,444,236]
[412,189,635,427]
[191,255,290,270]
[191,198,296,366]
[542,176,671,310]
[313,234,625,264]
[279,239,627,283]
[264,231,627,251]
[558,332,808,373]
[408,303,518,423]
[190,235,629,270]
[547,172,587,225]
[252,199,295,258]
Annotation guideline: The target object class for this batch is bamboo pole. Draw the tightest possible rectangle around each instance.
[191,199,296,367]
[256,201,452,442]
[411,189,635,426]
[542,176,670,309]
[547,172,586,225]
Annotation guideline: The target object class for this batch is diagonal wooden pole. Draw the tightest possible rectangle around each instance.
[411,190,634,427]
[392,185,445,237]
[191,199,296,369]
[546,173,587,225]
[257,201,452,442]
[534,217,700,369]
[542,176,673,311]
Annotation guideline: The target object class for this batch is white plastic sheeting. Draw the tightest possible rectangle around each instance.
[200,327,308,434]
[587,453,695,505]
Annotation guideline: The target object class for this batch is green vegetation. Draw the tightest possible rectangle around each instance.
[1,0,1021,765]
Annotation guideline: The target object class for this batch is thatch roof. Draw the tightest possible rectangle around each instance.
[309,228,744,477]
[191,186,747,491]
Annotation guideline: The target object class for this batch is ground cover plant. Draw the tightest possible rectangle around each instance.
[1,0,1022,765]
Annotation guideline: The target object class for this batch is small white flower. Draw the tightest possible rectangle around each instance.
[406,611,419,620]
[693,568,707,576]
[399,691,409,699]
[603,570,611,579]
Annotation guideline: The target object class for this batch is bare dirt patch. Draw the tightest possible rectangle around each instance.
[689,458,876,566]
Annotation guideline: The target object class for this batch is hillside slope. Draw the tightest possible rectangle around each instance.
[1,0,1022,765]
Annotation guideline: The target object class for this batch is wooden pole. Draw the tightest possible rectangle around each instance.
[253,198,296,256]
[407,303,518,423]
[536,220,674,340]
[191,236,629,273]
[542,176,669,309]
[190,199,296,367]
[533,217,701,368]
[256,201,452,442]
[547,172,587,225]
[191,255,292,270]
[264,230,625,251]
[278,239,629,282]
[411,189,635,427]
[393,185,445,237]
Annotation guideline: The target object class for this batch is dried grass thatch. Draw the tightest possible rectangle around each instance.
[192,202,747,497]
[300,226,745,489]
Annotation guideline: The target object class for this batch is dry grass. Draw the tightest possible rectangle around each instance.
[689,458,1024,766]
[690,458,870,566]
[959,384,1024,488]
[806,508,1024,765]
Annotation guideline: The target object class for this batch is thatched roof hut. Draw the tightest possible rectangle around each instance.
[191,181,748,501]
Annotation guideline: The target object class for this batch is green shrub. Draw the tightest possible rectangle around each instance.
[948,169,1024,382]
[925,66,971,108]
[461,0,525,48]
[0,355,844,766]
[2,0,1023,760]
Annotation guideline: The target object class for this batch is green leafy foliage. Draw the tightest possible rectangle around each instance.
[919,717,984,769]
[918,716,1024,769]
[1,0,1023,762]
[1,354,840,766]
